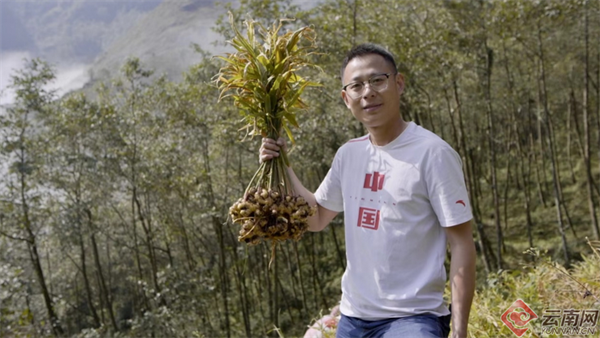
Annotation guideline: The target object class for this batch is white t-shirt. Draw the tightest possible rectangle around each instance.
[314,121,473,320]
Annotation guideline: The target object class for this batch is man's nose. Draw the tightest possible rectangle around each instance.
[362,83,376,97]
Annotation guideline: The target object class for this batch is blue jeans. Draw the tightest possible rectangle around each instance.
[336,313,451,338]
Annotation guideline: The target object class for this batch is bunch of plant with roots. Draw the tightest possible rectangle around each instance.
[216,13,319,245]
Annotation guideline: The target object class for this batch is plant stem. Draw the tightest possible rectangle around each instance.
[280,148,290,168]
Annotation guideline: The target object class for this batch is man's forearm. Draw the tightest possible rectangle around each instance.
[449,240,476,338]
[260,138,335,231]
[286,166,316,207]
[286,167,326,232]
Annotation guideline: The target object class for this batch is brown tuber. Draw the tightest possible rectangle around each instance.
[230,187,316,245]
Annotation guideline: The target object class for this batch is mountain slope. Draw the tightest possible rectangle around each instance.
[88,0,230,83]
[1,0,162,62]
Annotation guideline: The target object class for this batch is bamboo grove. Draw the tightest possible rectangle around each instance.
[1,0,600,337]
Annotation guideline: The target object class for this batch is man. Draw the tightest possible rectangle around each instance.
[260,43,476,338]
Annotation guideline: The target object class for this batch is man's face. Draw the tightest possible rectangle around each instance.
[341,54,404,129]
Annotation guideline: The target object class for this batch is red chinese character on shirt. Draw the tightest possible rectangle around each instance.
[357,207,380,230]
[364,172,385,192]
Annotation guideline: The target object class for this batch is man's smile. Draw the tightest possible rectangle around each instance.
[363,103,383,112]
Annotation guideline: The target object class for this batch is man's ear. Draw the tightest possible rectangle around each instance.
[396,73,405,95]
[341,90,352,108]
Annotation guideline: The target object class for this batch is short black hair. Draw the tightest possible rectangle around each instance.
[340,43,398,81]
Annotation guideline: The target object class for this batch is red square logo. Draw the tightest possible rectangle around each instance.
[357,207,380,230]
[501,299,538,337]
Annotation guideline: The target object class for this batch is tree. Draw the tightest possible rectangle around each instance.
[0,58,64,336]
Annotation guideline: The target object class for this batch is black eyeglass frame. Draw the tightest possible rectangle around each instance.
[342,73,393,93]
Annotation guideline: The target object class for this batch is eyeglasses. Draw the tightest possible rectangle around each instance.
[342,73,392,99]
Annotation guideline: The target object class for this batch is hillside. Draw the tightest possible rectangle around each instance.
[1,0,232,104]
[0,0,162,62]
[87,0,231,84]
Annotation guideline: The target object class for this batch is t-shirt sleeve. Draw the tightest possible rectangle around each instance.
[425,145,473,227]
[314,149,344,213]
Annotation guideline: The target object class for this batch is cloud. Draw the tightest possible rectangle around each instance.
[0,51,90,106]
[0,51,30,106]
[52,63,90,99]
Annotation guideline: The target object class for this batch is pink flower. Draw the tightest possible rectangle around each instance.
[303,305,341,338]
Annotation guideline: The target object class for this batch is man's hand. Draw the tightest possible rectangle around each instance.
[260,137,286,163]
[259,137,338,232]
